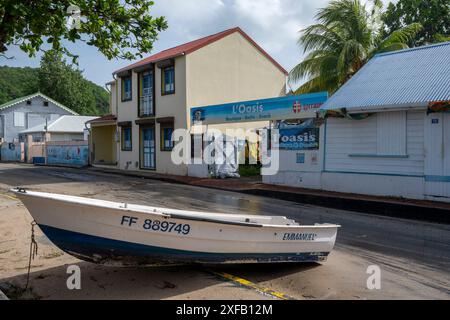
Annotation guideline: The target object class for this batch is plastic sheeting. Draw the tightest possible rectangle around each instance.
[205,132,240,179]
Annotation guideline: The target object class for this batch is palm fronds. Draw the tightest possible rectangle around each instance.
[289,0,423,95]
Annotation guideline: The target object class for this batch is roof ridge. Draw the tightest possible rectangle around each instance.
[113,27,287,75]
[374,41,450,58]
[0,92,78,115]
[0,92,39,109]
[157,27,241,55]
[46,115,65,129]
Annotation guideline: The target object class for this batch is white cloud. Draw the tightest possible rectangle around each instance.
[1,0,398,86]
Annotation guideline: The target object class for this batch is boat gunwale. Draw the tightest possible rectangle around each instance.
[10,188,341,229]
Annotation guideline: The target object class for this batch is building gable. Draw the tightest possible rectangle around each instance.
[0,93,77,142]
[186,31,287,107]
[0,92,77,115]
[114,27,287,76]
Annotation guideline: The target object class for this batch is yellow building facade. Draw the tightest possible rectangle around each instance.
[91,27,287,176]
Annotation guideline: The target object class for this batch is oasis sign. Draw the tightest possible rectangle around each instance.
[191,92,328,125]
[279,127,319,150]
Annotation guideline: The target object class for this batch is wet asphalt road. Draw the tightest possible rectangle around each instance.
[0,163,449,299]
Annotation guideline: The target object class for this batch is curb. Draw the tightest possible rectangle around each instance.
[241,189,450,225]
[86,166,450,225]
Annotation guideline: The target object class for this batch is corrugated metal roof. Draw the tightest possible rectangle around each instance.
[320,42,450,111]
[0,92,78,115]
[20,115,98,134]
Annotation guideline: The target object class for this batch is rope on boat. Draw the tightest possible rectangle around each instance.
[25,220,38,291]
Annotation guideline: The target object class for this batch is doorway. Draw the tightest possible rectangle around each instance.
[141,126,155,169]
[424,113,450,198]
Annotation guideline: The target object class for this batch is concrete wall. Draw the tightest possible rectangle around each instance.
[27,142,45,163]
[110,82,118,116]
[0,95,73,142]
[186,32,286,111]
[0,142,24,162]
[91,125,117,164]
[46,141,89,167]
[263,125,324,189]
[50,133,85,141]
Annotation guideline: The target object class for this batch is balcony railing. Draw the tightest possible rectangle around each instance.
[139,93,153,116]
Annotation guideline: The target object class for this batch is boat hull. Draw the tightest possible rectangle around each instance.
[39,224,330,265]
[12,189,339,266]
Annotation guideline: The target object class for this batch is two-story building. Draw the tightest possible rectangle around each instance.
[90,27,287,175]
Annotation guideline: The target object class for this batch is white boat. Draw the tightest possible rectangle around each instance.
[11,187,340,266]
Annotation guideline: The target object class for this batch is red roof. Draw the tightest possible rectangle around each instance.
[114,27,287,75]
[86,114,117,124]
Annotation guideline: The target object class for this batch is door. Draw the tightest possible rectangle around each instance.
[141,127,155,169]
[140,71,154,116]
[424,113,450,198]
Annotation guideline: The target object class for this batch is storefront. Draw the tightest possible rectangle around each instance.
[189,92,328,179]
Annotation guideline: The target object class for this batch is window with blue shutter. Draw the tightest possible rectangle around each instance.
[162,66,175,95]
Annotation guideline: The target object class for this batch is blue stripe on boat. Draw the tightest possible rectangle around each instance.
[38,224,329,265]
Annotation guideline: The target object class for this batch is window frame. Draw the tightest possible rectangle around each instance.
[121,76,132,102]
[138,68,155,117]
[161,65,175,95]
[376,111,407,156]
[13,112,25,127]
[160,124,174,151]
[121,126,133,151]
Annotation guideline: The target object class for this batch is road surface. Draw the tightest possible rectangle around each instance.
[0,163,449,299]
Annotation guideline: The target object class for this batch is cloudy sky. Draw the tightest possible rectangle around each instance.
[2,0,393,88]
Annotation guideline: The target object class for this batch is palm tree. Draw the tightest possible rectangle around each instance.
[290,0,422,94]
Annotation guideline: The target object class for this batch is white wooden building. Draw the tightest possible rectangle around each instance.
[265,42,450,202]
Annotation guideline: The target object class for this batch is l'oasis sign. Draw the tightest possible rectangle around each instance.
[191,92,328,125]
[279,127,319,150]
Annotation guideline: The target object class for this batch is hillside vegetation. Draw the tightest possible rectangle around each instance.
[0,65,109,115]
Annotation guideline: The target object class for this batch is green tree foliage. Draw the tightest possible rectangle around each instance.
[0,62,109,115]
[290,0,422,94]
[38,51,106,115]
[0,66,39,104]
[382,0,450,47]
[0,0,168,62]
